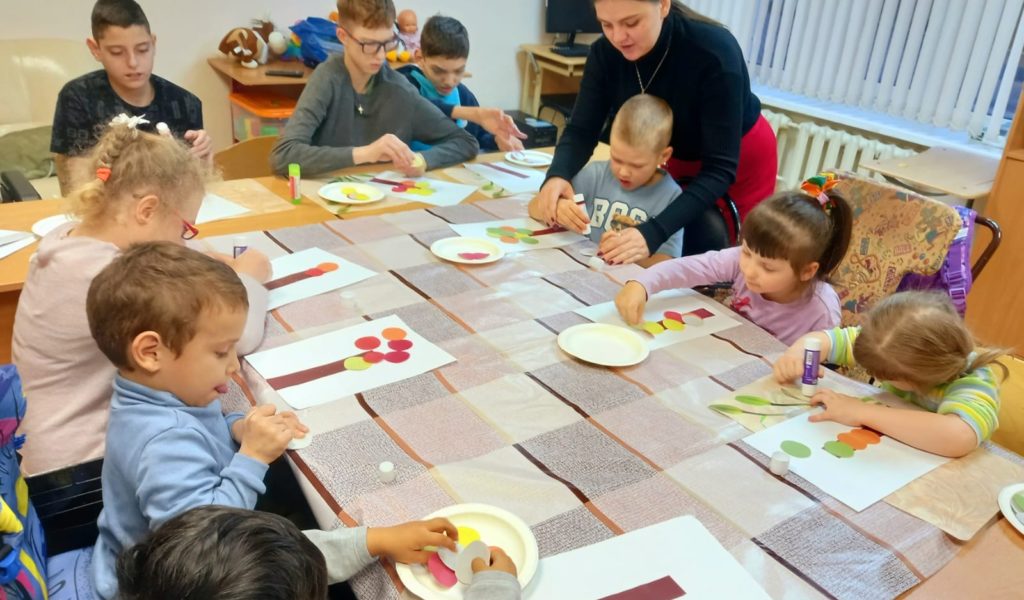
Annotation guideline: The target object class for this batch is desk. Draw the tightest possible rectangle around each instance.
[0,177,336,363]
[223,200,1024,599]
[208,56,313,90]
[519,44,588,118]
[860,147,999,206]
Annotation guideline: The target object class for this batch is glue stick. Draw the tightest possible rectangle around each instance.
[801,337,822,396]
[288,163,301,205]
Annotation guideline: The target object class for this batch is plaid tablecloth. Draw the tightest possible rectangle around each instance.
[218,198,989,600]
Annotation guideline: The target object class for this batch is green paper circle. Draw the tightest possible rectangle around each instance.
[823,440,855,458]
[780,440,812,458]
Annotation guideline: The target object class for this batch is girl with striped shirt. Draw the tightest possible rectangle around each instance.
[773,291,1006,458]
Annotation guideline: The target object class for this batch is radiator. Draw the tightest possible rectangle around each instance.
[763,109,919,190]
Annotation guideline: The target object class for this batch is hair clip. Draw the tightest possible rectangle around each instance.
[800,172,839,211]
[95,166,112,182]
[108,113,151,130]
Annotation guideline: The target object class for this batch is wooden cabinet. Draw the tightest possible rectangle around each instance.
[966,93,1024,349]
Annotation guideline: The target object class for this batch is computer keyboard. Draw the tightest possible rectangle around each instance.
[551,44,590,57]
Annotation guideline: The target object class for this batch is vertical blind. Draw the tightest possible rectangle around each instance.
[685,0,1024,143]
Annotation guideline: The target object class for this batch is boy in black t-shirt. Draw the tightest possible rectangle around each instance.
[50,0,210,194]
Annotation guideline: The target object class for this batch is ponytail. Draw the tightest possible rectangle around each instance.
[816,191,852,279]
[968,347,1010,382]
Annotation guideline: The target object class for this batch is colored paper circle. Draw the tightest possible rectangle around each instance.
[388,339,413,351]
[499,226,516,232]
[362,351,385,364]
[343,356,371,371]
[355,336,381,350]
[457,526,481,546]
[304,267,325,276]
[780,440,812,458]
[664,311,683,321]
[500,236,518,244]
[426,552,457,588]
[641,321,665,335]
[317,262,340,273]
[382,327,407,341]
[384,351,411,363]
[663,318,684,331]
[515,228,532,235]
[522,237,539,245]
[823,440,855,458]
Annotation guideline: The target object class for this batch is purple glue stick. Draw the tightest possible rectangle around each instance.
[801,337,822,396]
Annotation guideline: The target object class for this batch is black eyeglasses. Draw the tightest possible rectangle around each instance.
[339,24,400,55]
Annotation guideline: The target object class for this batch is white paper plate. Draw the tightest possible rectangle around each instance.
[430,237,505,265]
[998,483,1024,537]
[504,150,552,168]
[31,214,75,238]
[396,503,538,599]
[318,182,385,204]
[557,323,650,367]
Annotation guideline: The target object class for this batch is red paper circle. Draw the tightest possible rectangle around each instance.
[355,336,381,350]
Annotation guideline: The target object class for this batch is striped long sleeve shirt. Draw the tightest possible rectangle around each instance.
[826,326,1001,445]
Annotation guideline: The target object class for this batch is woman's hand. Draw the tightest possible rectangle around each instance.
[598,228,650,265]
[529,177,574,225]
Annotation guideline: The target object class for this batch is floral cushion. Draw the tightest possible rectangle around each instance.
[831,171,960,327]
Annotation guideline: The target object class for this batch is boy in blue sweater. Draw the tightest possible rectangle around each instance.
[85,242,307,599]
[398,15,525,153]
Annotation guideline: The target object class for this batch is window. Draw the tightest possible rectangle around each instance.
[687,0,1024,145]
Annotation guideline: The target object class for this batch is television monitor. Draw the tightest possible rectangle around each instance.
[546,0,601,52]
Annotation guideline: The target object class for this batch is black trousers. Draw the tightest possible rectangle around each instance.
[681,203,732,256]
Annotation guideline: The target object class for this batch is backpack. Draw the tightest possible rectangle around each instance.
[896,204,974,315]
[0,365,48,599]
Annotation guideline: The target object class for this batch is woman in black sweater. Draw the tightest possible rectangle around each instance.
[530,0,777,264]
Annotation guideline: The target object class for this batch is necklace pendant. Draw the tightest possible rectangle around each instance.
[357,105,364,115]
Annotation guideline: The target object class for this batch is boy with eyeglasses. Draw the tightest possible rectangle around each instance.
[270,0,478,177]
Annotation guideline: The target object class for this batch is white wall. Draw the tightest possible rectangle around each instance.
[0,0,550,151]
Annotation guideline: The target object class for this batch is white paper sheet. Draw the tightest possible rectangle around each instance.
[0,231,35,260]
[365,171,477,207]
[574,289,742,350]
[245,315,456,409]
[448,218,583,253]
[265,248,377,310]
[464,161,546,194]
[744,412,949,511]
[195,193,251,224]
[526,516,770,599]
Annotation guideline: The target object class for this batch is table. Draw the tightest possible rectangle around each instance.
[0,177,336,363]
[519,44,587,118]
[860,147,999,207]
[219,199,1024,600]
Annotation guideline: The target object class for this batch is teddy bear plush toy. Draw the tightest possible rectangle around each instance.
[219,20,283,68]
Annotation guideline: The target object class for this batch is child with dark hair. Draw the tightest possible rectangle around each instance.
[118,505,524,600]
[270,0,478,177]
[85,242,299,599]
[616,173,853,345]
[51,0,209,194]
[398,15,525,152]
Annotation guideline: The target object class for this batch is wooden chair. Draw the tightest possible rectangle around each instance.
[830,171,1000,327]
[213,135,277,181]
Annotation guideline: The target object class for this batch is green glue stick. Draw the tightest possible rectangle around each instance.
[288,163,301,204]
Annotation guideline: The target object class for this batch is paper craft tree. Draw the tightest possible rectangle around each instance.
[638,308,715,335]
[486,225,541,245]
[265,262,339,290]
[266,327,412,390]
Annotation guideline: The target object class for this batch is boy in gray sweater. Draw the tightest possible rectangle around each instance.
[270,0,478,177]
